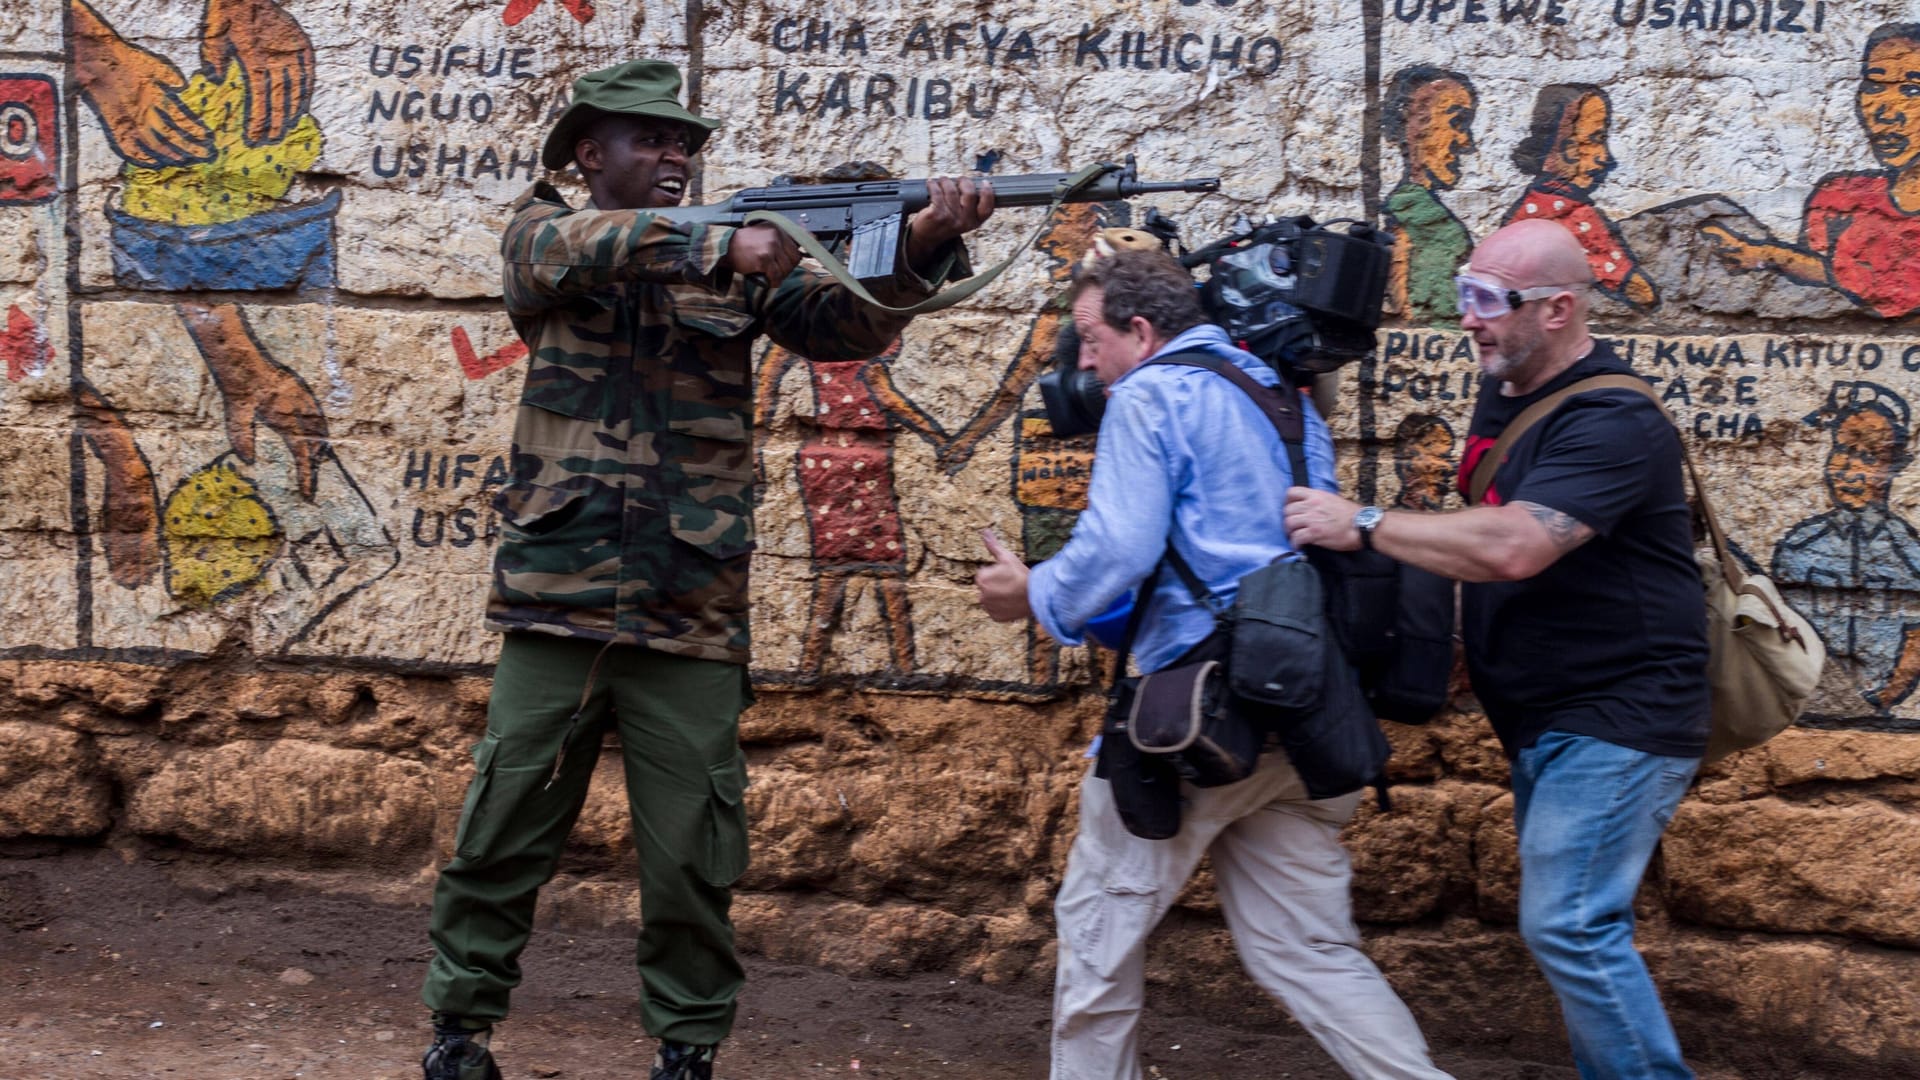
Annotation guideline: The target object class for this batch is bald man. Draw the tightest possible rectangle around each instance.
[1286,220,1708,1079]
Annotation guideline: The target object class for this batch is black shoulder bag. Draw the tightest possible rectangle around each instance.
[1103,352,1391,811]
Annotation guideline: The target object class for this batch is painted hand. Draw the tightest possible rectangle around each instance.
[74,381,164,588]
[975,528,1033,623]
[904,176,996,271]
[1700,224,1764,272]
[71,0,215,167]
[1624,269,1658,308]
[200,0,316,145]
[178,303,331,501]
[1283,486,1363,552]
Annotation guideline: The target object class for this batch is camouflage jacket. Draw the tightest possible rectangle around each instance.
[487,182,964,664]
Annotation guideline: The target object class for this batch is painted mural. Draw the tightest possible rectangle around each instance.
[71,0,337,290]
[1,0,1914,728]
[0,74,59,205]
[1384,66,1477,328]
[1389,413,1459,513]
[755,335,931,686]
[749,197,1122,696]
[1700,24,1920,321]
[1773,382,1920,723]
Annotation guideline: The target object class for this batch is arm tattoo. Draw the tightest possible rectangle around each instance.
[1513,501,1596,552]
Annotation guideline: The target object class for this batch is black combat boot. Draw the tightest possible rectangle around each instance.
[650,1039,718,1080]
[421,1016,503,1080]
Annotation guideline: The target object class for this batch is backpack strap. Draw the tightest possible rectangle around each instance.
[1104,350,1271,677]
[1145,350,1306,446]
[1142,350,1311,614]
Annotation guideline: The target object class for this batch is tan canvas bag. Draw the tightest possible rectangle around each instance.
[1469,374,1826,762]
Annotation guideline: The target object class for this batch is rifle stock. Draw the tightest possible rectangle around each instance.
[651,159,1218,283]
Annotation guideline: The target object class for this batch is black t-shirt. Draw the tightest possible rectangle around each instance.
[1455,342,1710,759]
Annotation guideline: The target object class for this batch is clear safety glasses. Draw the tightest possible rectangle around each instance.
[1453,272,1588,320]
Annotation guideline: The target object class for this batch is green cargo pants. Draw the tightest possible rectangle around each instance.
[422,632,752,1045]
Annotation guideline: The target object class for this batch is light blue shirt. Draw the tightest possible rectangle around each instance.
[1027,323,1339,673]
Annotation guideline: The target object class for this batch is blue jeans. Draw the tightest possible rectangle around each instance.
[1511,730,1699,1080]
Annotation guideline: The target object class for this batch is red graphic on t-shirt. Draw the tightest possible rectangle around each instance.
[1459,433,1503,506]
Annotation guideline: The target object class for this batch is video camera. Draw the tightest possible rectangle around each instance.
[1038,211,1392,438]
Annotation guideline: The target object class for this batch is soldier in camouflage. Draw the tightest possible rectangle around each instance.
[420,59,993,1080]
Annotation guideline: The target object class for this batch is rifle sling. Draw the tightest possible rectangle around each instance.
[740,163,1111,317]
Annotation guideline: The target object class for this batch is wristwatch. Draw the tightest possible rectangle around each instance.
[1352,506,1385,551]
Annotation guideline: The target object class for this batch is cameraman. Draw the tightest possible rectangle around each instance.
[975,249,1449,1080]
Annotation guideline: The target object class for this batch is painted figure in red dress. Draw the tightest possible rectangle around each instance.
[757,337,942,683]
[1504,84,1659,310]
[1703,23,1920,320]
[752,200,1129,693]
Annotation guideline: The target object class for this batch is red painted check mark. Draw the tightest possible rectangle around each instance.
[452,326,528,380]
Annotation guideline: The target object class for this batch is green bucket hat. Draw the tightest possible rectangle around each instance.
[540,60,720,170]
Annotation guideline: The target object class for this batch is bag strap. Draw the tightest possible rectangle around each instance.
[1466,376,1622,506]
[1142,351,1312,616]
[1465,372,1803,641]
[1145,350,1306,445]
[1108,559,1167,693]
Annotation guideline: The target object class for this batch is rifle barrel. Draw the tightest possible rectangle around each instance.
[982,171,1220,207]
[651,167,1219,227]
[1123,178,1221,196]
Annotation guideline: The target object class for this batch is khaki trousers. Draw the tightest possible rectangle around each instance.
[1051,752,1451,1080]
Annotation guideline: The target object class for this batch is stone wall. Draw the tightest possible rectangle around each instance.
[4,0,1920,1072]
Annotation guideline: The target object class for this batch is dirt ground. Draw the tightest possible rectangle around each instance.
[2,846,1615,1080]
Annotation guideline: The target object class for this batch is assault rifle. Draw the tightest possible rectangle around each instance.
[651,157,1219,290]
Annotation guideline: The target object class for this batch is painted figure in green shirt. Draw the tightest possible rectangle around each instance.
[1384,66,1479,328]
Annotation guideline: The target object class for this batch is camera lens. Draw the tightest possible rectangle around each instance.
[1039,365,1106,438]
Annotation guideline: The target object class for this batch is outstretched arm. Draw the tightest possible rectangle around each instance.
[1284,487,1594,582]
[756,177,989,361]
[1700,223,1827,287]
[902,176,994,276]
[502,202,737,314]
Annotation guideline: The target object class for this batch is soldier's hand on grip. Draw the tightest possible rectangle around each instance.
[725,223,803,283]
